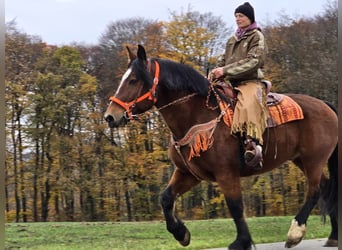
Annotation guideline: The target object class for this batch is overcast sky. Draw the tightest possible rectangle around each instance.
[5,0,330,46]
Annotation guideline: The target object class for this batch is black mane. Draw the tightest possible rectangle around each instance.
[130,57,211,98]
[128,58,210,97]
[156,59,210,96]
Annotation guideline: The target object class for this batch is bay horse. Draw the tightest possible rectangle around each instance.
[104,45,338,250]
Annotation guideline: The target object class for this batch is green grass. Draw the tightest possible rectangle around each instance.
[5,216,330,250]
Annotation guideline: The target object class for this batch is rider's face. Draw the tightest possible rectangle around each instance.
[235,13,251,29]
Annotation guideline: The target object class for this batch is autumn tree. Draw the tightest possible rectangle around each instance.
[31,46,100,221]
[264,0,338,107]
[5,21,45,222]
[164,7,231,73]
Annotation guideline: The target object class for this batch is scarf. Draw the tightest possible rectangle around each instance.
[235,22,260,40]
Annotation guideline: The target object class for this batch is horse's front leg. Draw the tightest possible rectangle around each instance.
[160,168,200,246]
[217,177,253,250]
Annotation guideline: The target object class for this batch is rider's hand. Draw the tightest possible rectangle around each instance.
[210,67,224,80]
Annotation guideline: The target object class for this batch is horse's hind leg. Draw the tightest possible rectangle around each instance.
[160,168,200,246]
[322,145,338,246]
[325,208,338,246]
[285,158,324,248]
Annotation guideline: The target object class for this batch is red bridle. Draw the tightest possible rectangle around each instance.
[109,61,160,120]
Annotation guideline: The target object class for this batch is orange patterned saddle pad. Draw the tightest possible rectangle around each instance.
[221,93,304,128]
[267,94,304,127]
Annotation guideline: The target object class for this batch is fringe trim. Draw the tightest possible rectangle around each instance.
[172,119,218,161]
[187,127,215,161]
[231,83,268,144]
[232,121,265,144]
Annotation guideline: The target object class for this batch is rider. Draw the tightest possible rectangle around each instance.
[210,2,268,168]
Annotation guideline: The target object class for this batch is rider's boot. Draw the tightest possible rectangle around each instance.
[244,137,263,169]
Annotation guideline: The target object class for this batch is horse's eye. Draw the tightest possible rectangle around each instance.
[129,79,138,84]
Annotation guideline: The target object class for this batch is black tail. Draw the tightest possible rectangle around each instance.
[321,145,338,215]
[320,101,338,216]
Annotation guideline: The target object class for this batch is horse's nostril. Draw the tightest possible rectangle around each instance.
[105,115,114,123]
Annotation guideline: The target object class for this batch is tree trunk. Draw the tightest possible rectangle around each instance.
[41,136,53,222]
[54,194,60,221]
[32,124,40,222]
[279,167,288,215]
[17,115,27,222]
[11,110,20,222]
[41,179,51,222]
[124,179,132,221]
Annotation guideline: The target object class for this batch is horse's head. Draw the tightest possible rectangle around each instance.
[104,45,159,128]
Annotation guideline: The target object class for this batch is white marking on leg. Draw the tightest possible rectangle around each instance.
[287,219,306,243]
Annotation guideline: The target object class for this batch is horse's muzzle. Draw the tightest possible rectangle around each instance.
[104,114,128,128]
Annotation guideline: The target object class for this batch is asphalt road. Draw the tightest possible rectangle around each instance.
[206,238,338,250]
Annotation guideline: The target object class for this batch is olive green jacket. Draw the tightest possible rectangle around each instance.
[221,28,267,83]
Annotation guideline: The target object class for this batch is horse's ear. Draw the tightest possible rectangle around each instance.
[137,44,147,64]
[126,46,136,61]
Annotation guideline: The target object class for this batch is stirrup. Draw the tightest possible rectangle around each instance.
[244,142,263,168]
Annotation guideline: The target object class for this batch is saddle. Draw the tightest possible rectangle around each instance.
[214,81,304,128]
[215,79,273,98]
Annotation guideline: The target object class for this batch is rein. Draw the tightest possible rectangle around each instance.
[157,93,197,111]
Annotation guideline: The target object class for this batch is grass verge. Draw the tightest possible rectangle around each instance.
[5,215,330,250]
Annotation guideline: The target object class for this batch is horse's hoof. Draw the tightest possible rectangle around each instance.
[324,238,338,247]
[228,239,252,250]
[228,247,251,250]
[285,219,306,248]
[178,227,191,246]
[285,238,303,248]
